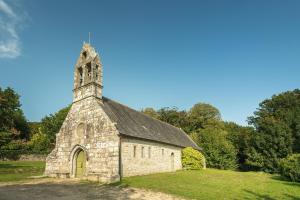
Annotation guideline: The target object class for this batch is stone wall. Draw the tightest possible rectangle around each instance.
[19,154,47,161]
[45,96,120,182]
[121,137,182,177]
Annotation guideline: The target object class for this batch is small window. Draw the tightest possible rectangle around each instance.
[162,149,164,156]
[141,146,145,158]
[133,146,136,158]
[148,147,151,158]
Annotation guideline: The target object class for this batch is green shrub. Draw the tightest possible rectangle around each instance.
[28,132,50,152]
[192,129,237,170]
[182,147,205,170]
[279,154,300,182]
[0,139,28,160]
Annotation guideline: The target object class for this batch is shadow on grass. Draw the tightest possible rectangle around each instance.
[0,163,39,169]
[281,181,300,188]
[270,175,291,182]
[0,164,25,169]
[244,190,300,200]
[270,175,300,188]
[284,194,300,200]
[244,190,276,200]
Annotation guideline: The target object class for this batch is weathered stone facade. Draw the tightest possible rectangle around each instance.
[45,43,200,182]
[121,137,182,177]
[45,97,120,182]
[45,43,120,182]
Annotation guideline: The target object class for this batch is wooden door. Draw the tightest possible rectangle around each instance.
[76,150,86,178]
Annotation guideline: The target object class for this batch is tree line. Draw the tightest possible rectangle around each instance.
[0,86,299,178]
[0,87,70,158]
[142,89,300,173]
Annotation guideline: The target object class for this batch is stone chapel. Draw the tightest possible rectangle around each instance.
[45,43,200,182]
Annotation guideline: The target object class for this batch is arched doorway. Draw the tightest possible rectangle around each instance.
[75,149,86,178]
[171,152,174,171]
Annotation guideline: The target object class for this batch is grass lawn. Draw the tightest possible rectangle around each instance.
[0,161,45,182]
[1,161,299,200]
[121,169,300,200]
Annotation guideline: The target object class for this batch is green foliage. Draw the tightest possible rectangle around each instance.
[0,132,13,148]
[224,122,254,170]
[0,139,29,160]
[0,87,29,139]
[1,140,28,150]
[141,108,160,119]
[279,154,300,182]
[247,119,293,172]
[28,122,42,138]
[28,132,50,152]
[40,105,71,144]
[247,89,300,172]
[192,129,237,169]
[157,107,190,133]
[182,147,205,170]
[188,103,223,132]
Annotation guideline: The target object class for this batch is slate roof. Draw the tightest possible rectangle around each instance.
[101,97,201,150]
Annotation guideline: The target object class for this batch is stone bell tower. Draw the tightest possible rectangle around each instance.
[45,42,120,182]
[73,42,103,102]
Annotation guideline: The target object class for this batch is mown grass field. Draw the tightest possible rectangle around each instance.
[0,161,45,182]
[121,169,300,200]
[0,161,300,199]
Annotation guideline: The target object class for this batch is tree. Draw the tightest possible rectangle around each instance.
[0,132,13,149]
[279,153,300,182]
[141,108,160,119]
[187,103,223,133]
[29,132,50,152]
[224,122,254,169]
[247,89,300,172]
[191,128,237,169]
[156,107,190,132]
[246,118,293,172]
[0,87,29,139]
[41,105,71,144]
[28,122,42,138]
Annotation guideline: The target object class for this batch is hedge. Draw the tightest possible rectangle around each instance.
[279,154,300,182]
[182,147,206,170]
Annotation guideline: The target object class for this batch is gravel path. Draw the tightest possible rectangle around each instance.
[0,179,185,200]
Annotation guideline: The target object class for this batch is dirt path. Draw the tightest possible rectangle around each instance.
[0,179,186,200]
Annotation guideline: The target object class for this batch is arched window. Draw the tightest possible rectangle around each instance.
[82,51,87,58]
[95,65,99,81]
[86,62,92,81]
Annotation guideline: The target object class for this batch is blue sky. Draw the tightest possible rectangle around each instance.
[0,0,299,125]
